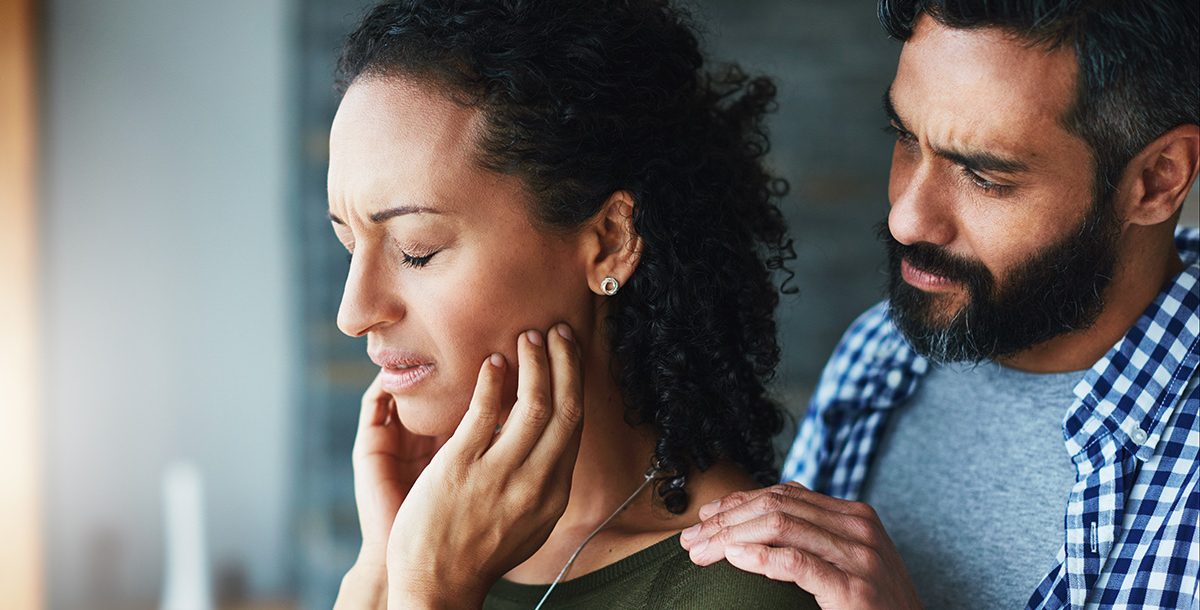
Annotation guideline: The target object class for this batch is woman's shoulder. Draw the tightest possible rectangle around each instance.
[645,536,820,609]
[486,533,818,609]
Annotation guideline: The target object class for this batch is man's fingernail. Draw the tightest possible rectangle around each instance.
[691,539,708,555]
[489,353,505,368]
[555,323,574,342]
[526,329,543,346]
[681,524,700,541]
[698,500,720,517]
[726,544,746,558]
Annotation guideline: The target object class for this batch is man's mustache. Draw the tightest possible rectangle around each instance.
[876,221,992,286]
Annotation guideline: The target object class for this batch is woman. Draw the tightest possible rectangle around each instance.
[329,0,816,607]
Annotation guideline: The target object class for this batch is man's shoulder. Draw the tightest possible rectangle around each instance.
[824,301,902,373]
[810,300,927,410]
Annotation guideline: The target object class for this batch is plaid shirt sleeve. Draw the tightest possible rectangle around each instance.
[780,301,927,499]
[782,226,1200,609]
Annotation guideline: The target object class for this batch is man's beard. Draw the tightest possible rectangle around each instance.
[881,198,1121,364]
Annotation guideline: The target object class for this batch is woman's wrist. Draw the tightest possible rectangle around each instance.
[335,562,388,610]
[387,567,487,610]
[387,583,485,610]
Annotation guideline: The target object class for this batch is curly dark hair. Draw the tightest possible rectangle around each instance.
[337,0,796,513]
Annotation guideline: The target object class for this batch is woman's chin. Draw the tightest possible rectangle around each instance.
[392,396,466,437]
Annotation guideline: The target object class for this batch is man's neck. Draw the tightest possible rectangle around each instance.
[999,242,1186,374]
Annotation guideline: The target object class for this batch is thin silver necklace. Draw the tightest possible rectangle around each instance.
[531,466,661,610]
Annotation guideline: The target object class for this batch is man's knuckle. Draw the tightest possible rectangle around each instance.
[778,483,806,499]
[713,526,738,545]
[851,501,879,520]
[755,492,784,513]
[764,510,792,535]
[860,547,885,574]
[779,548,805,574]
[710,511,730,529]
[840,515,873,540]
[724,491,748,507]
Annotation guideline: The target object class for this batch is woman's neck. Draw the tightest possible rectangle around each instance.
[502,345,759,584]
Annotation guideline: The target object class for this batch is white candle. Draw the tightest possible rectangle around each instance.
[160,461,214,610]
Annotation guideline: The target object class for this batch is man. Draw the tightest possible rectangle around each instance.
[680,1,1199,608]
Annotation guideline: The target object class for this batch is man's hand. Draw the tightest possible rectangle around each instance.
[679,482,922,610]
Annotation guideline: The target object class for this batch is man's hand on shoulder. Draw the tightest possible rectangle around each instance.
[679,482,922,610]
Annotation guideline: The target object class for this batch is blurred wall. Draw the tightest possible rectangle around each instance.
[693,1,903,409]
[41,0,296,608]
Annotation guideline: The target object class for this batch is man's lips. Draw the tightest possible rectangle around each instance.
[901,258,959,292]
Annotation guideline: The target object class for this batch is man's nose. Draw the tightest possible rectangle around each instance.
[888,158,956,247]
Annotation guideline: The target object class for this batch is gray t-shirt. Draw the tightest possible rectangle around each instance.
[860,361,1083,610]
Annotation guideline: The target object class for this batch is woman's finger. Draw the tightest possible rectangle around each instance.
[490,329,553,464]
[352,372,395,460]
[358,372,390,430]
[527,323,584,470]
[446,353,507,458]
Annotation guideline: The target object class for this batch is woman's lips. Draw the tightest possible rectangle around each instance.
[369,350,436,393]
[901,258,958,292]
[378,363,436,393]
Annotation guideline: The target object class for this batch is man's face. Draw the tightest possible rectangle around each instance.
[883,15,1120,363]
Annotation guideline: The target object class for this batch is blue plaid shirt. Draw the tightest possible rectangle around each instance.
[782,227,1200,610]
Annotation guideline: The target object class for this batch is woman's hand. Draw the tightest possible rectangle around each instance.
[385,324,585,609]
[338,371,450,608]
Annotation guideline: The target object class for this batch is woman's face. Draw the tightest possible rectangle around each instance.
[327,78,594,436]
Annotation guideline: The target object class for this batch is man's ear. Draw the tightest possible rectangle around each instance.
[1115,123,1200,227]
[583,190,642,295]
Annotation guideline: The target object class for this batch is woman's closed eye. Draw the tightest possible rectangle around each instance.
[345,250,441,268]
[401,251,438,268]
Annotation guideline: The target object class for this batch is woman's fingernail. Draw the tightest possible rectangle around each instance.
[691,539,708,555]
[526,329,544,346]
[726,544,746,558]
[698,500,721,518]
[681,524,700,541]
[489,353,505,367]
[555,323,574,342]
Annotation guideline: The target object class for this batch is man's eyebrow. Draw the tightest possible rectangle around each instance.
[328,205,444,225]
[882,88,1029,174]
[938,147,1029,174]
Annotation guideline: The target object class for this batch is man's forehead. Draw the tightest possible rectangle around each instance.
[893,14,1080,157]
[902,15,1077,107]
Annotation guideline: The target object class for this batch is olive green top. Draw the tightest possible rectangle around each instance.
[483,534,819,609]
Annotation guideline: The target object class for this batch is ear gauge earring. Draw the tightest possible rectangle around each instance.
[600,276,620,296]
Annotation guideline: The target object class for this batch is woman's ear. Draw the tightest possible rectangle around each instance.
[1116,124,1200,227]
[583,191,642,295]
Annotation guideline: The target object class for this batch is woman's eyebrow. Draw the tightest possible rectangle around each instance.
[328,205,446,225]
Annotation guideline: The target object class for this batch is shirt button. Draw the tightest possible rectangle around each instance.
[1131,428,1149,445]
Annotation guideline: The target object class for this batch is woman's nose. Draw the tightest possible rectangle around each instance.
[336,248,404,337]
